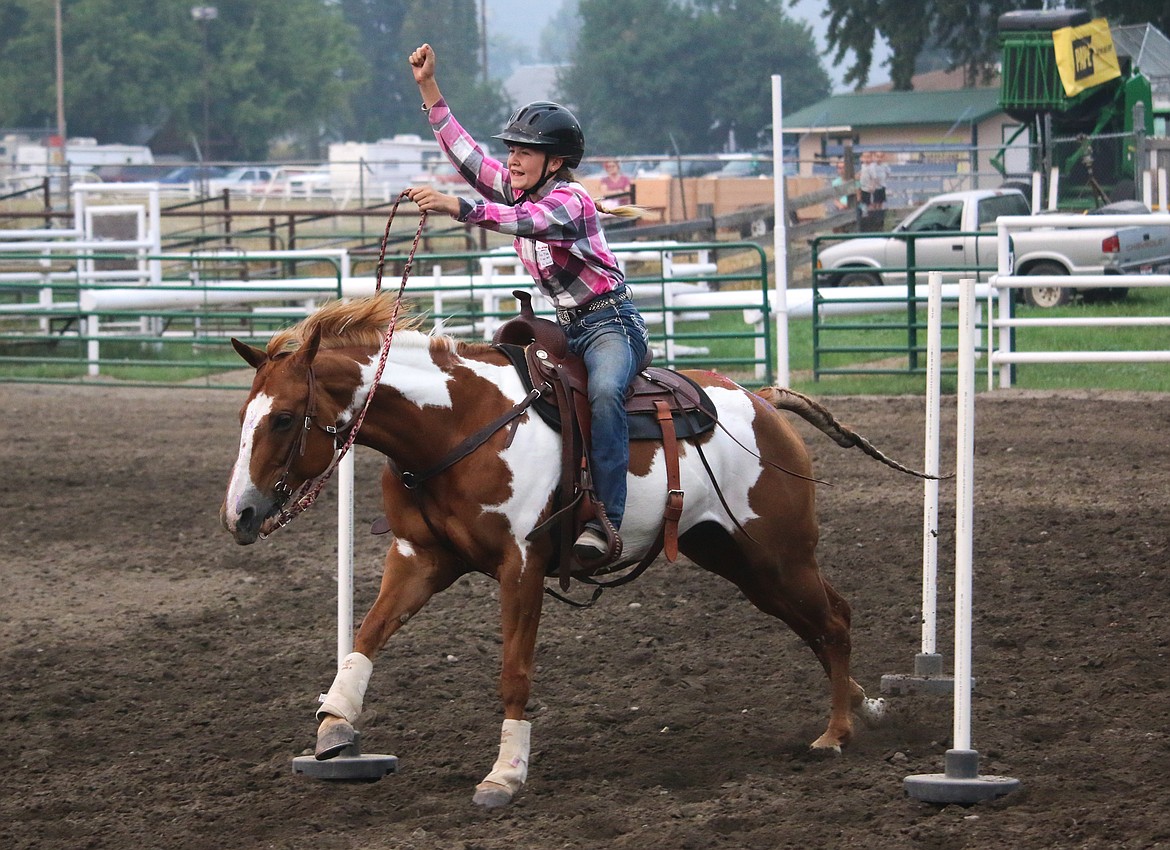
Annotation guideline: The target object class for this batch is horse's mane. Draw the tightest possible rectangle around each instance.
[265,294,496,359]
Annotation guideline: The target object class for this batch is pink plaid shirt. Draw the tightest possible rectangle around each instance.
[427,98,624,309]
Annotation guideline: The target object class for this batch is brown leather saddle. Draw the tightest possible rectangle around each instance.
[492,290,718,591]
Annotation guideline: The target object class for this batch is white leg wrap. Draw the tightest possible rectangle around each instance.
[316,652,373,723]
[480,719,531,796]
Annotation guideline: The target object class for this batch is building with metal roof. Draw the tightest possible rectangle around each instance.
[1112,23,1170,126]
[782,87,1015,178]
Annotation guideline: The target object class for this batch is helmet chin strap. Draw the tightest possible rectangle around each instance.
[511,153,554,206]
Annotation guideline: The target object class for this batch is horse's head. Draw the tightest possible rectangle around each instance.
[220,326,341,544]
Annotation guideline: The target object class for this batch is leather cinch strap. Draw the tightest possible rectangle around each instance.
[654,399,684,562]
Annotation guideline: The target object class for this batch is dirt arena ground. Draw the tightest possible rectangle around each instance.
[2,382,1168,849]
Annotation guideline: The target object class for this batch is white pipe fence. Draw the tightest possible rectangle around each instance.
[990,212,1170,388]
[7,199,1170,388]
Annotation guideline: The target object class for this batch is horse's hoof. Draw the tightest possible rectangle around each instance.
[315,719,355,761]
[809,734,844,755]
[472,780,514,809]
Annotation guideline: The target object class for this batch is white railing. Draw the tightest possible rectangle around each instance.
[0,241,737,379]
[989,212,1170,388]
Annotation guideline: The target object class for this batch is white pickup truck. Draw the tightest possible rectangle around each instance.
[815,189,1170,307]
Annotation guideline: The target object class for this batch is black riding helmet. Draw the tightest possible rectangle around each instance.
[492,101,585,169]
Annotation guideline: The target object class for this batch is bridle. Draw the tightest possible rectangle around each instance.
[270,361,340,507]
[260,191,428,537]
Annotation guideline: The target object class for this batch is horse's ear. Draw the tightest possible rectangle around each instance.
[231,337,268,370]
[297,324,323,367]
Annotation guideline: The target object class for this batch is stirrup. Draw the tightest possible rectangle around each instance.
[573,526,610,562]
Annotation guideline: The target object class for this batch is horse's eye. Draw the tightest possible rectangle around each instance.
[272,412,296,432]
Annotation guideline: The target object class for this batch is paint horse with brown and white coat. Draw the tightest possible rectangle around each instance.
[220,294,927,808]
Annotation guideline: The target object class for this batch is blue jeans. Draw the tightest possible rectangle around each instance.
[563,293,649,531]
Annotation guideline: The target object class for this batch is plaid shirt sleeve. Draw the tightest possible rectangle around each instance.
[427,98,515,204]
[460,182,589,240]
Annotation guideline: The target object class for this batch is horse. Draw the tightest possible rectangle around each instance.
[220,293,927,809]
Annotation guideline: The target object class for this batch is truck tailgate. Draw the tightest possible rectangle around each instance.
[1115,224,1170,272]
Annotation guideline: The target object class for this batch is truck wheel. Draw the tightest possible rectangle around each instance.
[837,270,882,287]
[1022,262,1071,308]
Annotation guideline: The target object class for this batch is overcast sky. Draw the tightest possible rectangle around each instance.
[484,0,892,91]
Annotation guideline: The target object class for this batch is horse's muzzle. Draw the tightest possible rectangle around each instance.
[221,500,264,545]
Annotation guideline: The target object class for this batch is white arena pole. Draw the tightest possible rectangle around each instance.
[292,447,398,781]
[337,450,355,667]
[953,281,975,752]
[904,278,1020,804]
[881,271,949,695]
[770,74,790,387]
[921,272,942,660]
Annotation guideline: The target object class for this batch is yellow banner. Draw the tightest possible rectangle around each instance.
[1052,18,1121,97]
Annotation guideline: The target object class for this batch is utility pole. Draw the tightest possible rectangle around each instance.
[54,0,69,206]
[191,6,218,163]
[480,0,489,84]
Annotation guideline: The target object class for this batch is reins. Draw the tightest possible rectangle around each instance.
[261,191,428,537]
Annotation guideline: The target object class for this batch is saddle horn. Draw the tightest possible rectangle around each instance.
[492,290,569,358]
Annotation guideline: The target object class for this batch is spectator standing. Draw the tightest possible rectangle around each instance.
[859,151,889,211]
[830,159,851,211]
[599,160,633,204]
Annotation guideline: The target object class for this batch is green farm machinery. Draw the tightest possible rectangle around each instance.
[995,8,1154,208]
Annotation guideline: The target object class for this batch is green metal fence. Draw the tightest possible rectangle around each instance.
[809,232,993,380]
[0,251,345,386]
[0,241,771,389]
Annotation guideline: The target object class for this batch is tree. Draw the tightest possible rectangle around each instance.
[192,0,365,159]
[0,0,365,159]
[816,0,1012,91]
[560,0,830,155]
[539,0,581,64]
[396,0,508,143]
[335,0,508,146]
[334,0,410,144]
[818,0,1170,92]
[0,2,61,133]
[1096,0,1170,41]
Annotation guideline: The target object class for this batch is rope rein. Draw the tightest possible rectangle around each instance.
[262,191,427,536]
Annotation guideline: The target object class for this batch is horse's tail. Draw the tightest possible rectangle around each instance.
[757,386,946,480]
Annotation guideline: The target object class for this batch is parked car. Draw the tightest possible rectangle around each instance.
[282,167,331,197]
[407,161,482,199]
[159,165,227,184]
[94,164,176,183]
[637,158,723,179]
[637,153,783,180]
[814,188,1170,307]
[208,167,278,194]
[411,161,463,186]
[706,155,773,178]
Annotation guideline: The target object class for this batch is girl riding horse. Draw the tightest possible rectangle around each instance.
[405,42,645,565]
